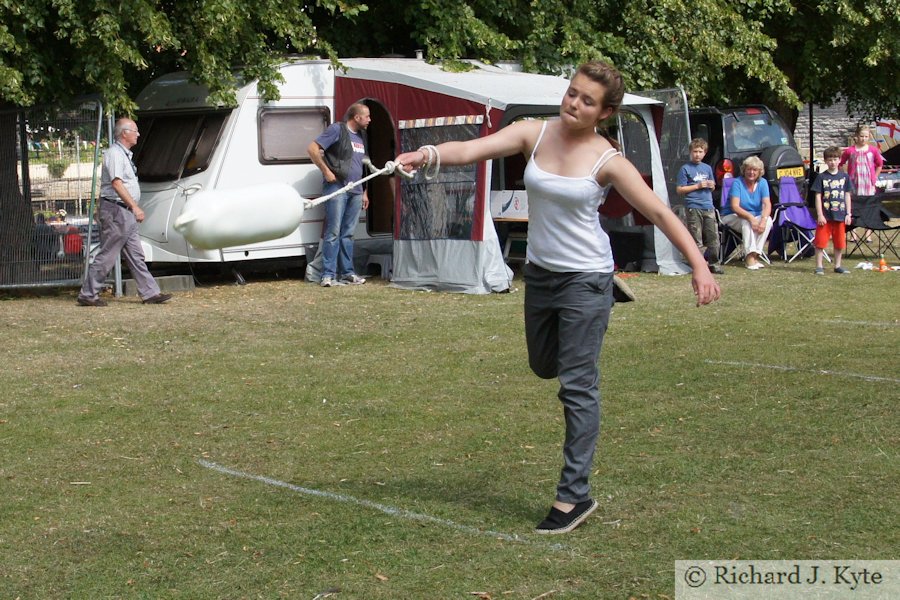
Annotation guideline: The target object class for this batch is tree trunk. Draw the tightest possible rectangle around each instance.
[0,111,38,284]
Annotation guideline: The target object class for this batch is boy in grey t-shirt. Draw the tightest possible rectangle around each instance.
[677,138,723,274]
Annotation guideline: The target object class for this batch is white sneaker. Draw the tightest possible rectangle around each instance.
[320,276,334,287]
[341,274,366,285]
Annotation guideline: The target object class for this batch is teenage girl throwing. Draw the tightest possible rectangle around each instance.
[395,61,721,534]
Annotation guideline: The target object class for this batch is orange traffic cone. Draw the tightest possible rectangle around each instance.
[878,255,889,272]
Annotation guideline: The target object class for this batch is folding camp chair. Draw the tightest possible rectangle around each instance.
[717,177,743,264]
[771,176,828,263]
[846,195,900,260]
[717,176,770,265]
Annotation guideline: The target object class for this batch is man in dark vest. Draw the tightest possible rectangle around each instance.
[307,103,371,287]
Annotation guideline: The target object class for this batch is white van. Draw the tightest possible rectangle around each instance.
[133,58,689,291]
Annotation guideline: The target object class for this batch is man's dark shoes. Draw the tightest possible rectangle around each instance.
[535,498,598,535]
[142,293,172,304]
[77,296,108,307]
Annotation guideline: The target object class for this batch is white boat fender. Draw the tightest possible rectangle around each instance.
[174,183,304,250]
[173,161,412,250]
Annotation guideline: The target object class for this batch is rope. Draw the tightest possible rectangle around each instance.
[303,160,412,209]
[419,145,441,180]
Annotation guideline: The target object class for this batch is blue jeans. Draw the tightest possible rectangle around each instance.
[321,185,363,278]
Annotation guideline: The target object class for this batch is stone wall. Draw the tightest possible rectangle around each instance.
[793,100,860,163]
[793,99,899,166]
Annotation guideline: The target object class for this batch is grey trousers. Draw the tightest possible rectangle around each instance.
[79,200,161,300]
[523,263,614,504]
[685,207,720,263]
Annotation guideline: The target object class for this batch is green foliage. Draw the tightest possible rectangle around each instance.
[0,0,352,112]
[0,0,897,119]
[746,0,900,122]
[46,157,68,179]
[614,0,794,107]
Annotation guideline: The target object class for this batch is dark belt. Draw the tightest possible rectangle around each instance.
[102,197,131,211]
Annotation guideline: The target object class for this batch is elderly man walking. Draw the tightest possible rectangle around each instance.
[76,118,171,306]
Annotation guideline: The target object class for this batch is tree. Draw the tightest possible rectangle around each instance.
[765,0,900,125]
[315,0,898,126]
[3,1,897,130]
[0,0,364,281]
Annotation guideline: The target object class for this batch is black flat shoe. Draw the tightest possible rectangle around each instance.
[535,499,598,534]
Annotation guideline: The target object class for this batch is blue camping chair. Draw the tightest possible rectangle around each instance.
[717,177,742,264]
[771,176,827,263]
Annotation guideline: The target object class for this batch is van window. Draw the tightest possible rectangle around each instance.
[133,111,229,182]
[259,108,330,164]
[724,111,793,152]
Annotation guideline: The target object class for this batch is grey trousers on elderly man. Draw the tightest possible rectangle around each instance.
[79,199,162,300]
[523,263,615,505]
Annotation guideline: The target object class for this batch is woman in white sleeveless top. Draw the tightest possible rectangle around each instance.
[396,61,720,534]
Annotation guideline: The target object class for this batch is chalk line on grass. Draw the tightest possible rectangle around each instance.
[822,319,899,328]
[705,360,900,383]
[198,459,567,551]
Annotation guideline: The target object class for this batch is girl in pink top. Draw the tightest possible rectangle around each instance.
[839,124,885,243]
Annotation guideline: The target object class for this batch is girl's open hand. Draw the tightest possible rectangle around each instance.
[692,269,721,306]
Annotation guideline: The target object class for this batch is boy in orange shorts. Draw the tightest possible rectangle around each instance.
[812,146,853,275]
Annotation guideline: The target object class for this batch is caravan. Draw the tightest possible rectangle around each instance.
[133,58,688,292]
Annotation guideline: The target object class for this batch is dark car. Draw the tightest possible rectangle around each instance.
[689,105,807,204]
[877,167,900,202]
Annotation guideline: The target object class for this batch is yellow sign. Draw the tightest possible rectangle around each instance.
[776,166,805,179]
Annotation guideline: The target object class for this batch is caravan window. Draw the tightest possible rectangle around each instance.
[491,116,549,192]
[258,108,330,164]
[398,117,483,241]
[133,111,229,182]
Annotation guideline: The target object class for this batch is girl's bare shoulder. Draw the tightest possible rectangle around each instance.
[507,118,545,140]
[503,118,550,155]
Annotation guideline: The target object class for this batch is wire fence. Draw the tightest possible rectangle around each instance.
[0,99,106,289]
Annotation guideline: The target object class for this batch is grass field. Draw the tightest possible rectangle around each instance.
[1,261,897,599]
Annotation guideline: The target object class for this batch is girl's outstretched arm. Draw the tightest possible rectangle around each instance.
[395,120,539,172]
[601,156,721,306]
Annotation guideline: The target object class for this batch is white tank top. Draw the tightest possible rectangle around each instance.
[523,121,619,272]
